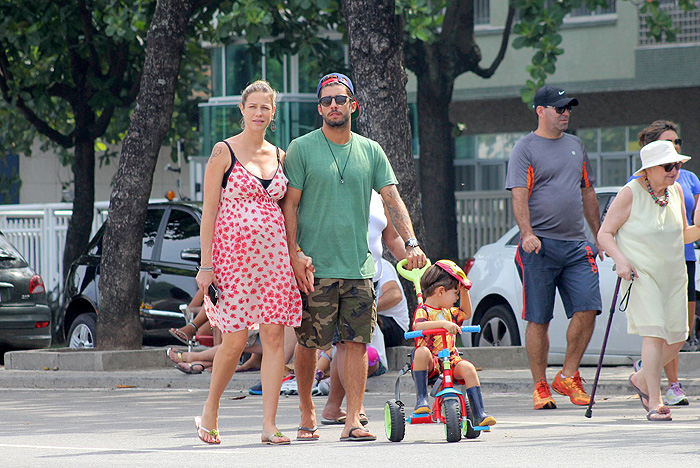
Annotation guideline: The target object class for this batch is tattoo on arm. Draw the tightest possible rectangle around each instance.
[383,186,415,240]
[210,144,223,161]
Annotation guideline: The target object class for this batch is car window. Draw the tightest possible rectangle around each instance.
[0,233,28,268]
[142,208,165,261]
[159,209,200,264]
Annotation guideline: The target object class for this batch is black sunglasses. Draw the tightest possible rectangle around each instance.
[662,162,682,172]
[318,95,353,107]
[546,105,573,115]
[665,138,683,147]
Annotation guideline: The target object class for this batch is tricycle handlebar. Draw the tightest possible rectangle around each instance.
[404,325,481,340]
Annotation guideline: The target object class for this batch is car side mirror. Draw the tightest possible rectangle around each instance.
[180,248,201,263]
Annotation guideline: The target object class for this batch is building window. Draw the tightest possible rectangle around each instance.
[639,1,700,46]
[474,0,490,25]
[569,0,616,17]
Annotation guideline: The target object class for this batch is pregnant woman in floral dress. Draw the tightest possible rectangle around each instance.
[194,81,302,445]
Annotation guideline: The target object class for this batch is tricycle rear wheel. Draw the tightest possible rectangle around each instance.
[385,399,405,442]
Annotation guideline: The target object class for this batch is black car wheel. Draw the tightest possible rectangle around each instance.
[67,313,97,349]
[472,304,521,347]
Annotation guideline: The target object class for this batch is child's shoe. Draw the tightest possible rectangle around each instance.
[466,386,496,426]
[412,370,430,414]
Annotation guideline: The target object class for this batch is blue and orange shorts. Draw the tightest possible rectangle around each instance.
[515,237,602,324]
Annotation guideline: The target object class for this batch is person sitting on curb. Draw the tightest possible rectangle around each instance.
[411,261,496,428]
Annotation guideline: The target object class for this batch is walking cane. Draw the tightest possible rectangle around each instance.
[585,271,633,418]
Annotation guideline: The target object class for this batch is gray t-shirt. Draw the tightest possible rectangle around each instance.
[505,132,593,241]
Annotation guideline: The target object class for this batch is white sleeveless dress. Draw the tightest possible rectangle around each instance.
[615,180,688,344]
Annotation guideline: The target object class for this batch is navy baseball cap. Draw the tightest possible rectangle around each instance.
[533,85,579,108]
[317,73,360,117]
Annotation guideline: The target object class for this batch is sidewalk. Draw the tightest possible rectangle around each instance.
[2,346,699,397]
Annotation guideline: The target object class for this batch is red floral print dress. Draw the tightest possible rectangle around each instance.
[203,146,302,332]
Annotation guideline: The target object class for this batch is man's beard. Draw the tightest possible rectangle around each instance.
[323,113,349,128]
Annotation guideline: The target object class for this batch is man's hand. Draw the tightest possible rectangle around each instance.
[521,233,541,254]
[291,251,315,294]
[405,246,427,270]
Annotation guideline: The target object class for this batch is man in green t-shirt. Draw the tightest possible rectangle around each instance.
[282,72,426,442]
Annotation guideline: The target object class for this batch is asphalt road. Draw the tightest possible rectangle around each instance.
[2,388,700,468]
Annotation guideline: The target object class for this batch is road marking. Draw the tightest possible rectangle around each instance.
[0,443,244,453]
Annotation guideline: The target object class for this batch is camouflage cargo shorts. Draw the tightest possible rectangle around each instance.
[295,278,376,350]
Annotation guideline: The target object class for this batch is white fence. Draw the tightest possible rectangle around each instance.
[456,191,514,260]
[0,202,110,298]
[0,192,513,297]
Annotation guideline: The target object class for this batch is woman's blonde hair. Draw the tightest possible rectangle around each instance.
[241,80,278,106]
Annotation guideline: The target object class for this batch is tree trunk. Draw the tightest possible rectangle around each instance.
[340,0,424,243]
[97,0,196,350]
[416,72,458,261]
[63,138,95,278]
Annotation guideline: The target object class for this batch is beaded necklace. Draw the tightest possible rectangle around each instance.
[644,176,669,207]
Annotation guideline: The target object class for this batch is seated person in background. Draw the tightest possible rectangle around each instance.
[376,258,410,347]
[168,326,296,377]
[411,260,496,428]
[168,289,221,346]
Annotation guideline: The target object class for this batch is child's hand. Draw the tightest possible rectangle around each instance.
[443,321,461,335]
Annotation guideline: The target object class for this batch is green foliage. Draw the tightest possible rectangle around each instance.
[396,0,448,44]
[512,0,699,105]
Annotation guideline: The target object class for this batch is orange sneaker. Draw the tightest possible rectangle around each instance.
[533,380,557,410]
[552,371,590,406]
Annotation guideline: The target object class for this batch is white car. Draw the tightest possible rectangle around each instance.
[465,187,700,365]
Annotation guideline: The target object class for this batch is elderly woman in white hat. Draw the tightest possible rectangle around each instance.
[598,140,700,421]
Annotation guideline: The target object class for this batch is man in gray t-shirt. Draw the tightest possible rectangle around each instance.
[506,86,604,411]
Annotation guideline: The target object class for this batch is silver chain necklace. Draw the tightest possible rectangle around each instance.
[322,131,353,184]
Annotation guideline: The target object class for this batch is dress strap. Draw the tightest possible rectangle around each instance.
[275,146,281,163]
[220,141,236,189]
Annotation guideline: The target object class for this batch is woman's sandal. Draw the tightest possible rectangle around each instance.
[262,431,291,445]
[166,347,185,364]
[177,362,205,374]
[169,321,198,345]
[194,416,221,444]
[628,374,649,411]
[647,406,672,421]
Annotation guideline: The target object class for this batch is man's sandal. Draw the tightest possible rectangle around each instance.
[296,426,320,441]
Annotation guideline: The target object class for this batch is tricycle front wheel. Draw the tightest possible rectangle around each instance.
[442,398,462,443]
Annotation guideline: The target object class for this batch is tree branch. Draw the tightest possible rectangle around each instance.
[0,46,73,148]
[472,4,516,78]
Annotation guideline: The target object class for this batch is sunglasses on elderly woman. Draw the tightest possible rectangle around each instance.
[665,138,683,147]
[662,162,682,172]
[318,95,353,107]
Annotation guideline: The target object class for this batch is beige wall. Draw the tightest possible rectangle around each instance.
[18,142,193,204]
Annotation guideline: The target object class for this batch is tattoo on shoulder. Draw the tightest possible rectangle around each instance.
[210,145,223,161]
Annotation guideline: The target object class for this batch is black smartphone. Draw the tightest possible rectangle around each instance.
[208,283,219,306]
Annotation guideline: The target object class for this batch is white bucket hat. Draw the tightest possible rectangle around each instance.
[634,140,690,176]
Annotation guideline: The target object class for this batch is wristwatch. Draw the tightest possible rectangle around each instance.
[404,238,419,248]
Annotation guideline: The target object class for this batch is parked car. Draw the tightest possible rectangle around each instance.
[60,201,202,348]
[466,187,700,365]
[0,230,51,351]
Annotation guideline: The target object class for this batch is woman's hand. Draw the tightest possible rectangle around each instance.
[196,269,214,295]
[615,260,637,282]
[291,250,315,294]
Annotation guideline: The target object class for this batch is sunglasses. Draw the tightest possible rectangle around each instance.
[546,105,573,114]
[662,162,682,172]
[665,138,683,147]
[318,95,353,107]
